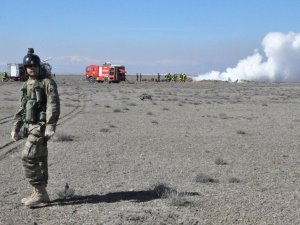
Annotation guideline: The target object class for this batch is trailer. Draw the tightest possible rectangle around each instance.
[7,63,26,81]
[85,63,126,83]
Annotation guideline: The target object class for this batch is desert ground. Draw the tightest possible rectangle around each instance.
[1,75,300,225]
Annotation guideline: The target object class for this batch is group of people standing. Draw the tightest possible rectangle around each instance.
[135,72,187,82]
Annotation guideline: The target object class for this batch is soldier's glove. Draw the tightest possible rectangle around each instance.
[11,131,18,141]
[45,124,55,140]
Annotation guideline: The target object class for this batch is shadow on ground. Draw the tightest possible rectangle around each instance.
[32,189,199,208]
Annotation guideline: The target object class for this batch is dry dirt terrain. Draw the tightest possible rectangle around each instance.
[1,75,300,225]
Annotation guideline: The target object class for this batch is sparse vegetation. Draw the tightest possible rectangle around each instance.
[167,192,191,207]
[152,183,177,198]
[100,128,110,133]
[215,157,228,165]
[151,120,159,124]
[228,177,241,183]
[113,109,122,113]
[57,183,75,200]
[237,130,246,135]
[195,173,219,183]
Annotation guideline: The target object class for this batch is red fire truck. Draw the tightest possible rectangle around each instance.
[85,63,126,83]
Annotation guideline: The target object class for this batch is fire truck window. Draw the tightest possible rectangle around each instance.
[86,67,91,72]
[93,68,97,71]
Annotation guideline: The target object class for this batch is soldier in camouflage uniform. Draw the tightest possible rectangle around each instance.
[11,48,60,206]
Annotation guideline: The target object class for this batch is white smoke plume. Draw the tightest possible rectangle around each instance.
[194,32,300,82]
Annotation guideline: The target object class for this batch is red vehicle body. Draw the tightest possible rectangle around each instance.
[85,63,126,83]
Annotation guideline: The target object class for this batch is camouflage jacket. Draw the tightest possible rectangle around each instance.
[12,76,60,133]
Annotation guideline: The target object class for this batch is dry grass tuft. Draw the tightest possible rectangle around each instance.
[215,157,228,165]
[167,192,191,207]
[57,183,75,200]
[151,120,159,124]
[100,128,110,133]
[152,183,177,198]
[195,173,219,183]
[236,130,246,135]
[228,177,241,183]
[152,183,192,207]
[113,109,122,113]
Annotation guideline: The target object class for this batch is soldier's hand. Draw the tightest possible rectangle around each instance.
[45,124,55,140]
[11,131,18,141]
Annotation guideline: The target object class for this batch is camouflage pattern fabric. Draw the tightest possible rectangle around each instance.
[12,77,60,133]
[12,76,60,187]
[22,123,48,186]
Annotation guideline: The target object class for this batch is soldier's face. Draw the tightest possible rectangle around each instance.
[26,66,39,77]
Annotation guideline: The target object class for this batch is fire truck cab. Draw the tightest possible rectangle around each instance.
[85,63,126,83]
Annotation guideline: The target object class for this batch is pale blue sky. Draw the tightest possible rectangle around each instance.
[1,0,299,74]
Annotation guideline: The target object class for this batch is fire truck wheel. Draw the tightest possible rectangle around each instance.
[88,77,95,83]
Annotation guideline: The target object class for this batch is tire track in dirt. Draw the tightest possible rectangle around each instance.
[0,115,14,125]
[0,93,88,161]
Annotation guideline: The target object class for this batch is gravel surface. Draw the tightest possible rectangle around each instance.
[1,75,300,224]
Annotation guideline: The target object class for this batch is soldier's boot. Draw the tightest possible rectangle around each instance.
[24,185,50,206]
[21,188,37,204]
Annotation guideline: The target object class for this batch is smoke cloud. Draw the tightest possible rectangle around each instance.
[194,32,300,82]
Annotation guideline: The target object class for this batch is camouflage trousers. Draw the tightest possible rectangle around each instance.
[21,123,48,187]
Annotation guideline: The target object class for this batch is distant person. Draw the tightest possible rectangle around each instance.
[2,71,8,81]
[11,48,60,206]
[157,73,160,82]
[136,73,139,82]
[139,73,142,82]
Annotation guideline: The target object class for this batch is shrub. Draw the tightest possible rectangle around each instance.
[195,173,219,183]
[100,128,110,133]
[151,120,159,124]
[57,183,75,200]
[237,130,246,135]
[228,177,241,183]
[152,183,177,198]
[215,157,228,165]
